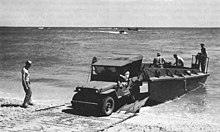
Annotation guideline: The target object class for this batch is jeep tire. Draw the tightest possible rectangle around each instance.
[101,96,115,116]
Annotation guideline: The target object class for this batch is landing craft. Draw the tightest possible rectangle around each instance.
[71,54,209,116]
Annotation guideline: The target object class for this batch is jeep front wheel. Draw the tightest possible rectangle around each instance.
[101,96,115,116]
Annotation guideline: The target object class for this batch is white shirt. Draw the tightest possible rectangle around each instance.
[177,56,184,63]
[21,67,30,82]
[176,56,184,66]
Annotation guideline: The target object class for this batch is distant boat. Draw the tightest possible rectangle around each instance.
[128,28,139,31]
[119,30,128,34]
[38,27,44,30]
[98,27,112,30]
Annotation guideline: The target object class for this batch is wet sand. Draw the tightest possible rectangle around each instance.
[1,96,220,132]
[104,108,220,132]
[1,76,220,132]
[1,79,220,132]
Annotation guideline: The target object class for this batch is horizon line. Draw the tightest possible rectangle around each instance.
[1,26,220,28]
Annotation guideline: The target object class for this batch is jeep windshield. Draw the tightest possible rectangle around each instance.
[91,65,119,82]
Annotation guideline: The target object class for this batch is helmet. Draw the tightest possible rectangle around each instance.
[25,60,32,65]
[157,52,161,56]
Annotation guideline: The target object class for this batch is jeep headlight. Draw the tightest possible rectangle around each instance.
[75,87,81,92]
[95,89,99,93]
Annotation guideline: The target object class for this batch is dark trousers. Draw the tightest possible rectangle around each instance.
[200,57,206,72]
[22,82,32,106]
[196,55,207,72]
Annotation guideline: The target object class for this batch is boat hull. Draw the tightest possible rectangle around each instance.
[148,74,209,103]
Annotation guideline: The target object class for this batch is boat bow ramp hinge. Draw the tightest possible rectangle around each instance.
[165,69,174,77]
[174,70,184,77]
[184,70,191,76]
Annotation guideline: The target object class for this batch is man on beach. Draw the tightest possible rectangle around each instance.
[21,60,34,108]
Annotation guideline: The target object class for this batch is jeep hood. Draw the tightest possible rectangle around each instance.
[77,81,117,91]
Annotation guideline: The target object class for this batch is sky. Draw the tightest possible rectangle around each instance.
[0,0,220,27]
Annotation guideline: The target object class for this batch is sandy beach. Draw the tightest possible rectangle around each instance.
[0,78,220,132]
[1,97,220,132]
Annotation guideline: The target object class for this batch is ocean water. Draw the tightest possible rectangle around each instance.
[1,27,220,124]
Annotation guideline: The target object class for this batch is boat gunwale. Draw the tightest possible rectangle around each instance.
[149,73,210,82]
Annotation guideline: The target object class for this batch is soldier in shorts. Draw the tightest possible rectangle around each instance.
[21,60,34,108]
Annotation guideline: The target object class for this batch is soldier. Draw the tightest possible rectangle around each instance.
[119,71,130,90]
[195,44,208,72]
[153,52,166,68]
[21,60,34,108]
[118,71,132,102]
[173,54,184,67]
[200,43,207,72]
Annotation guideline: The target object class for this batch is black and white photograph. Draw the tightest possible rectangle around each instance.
[0,0,220,131]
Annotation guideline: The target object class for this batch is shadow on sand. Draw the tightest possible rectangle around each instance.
[62,106,103,117]
[1,104,22,107]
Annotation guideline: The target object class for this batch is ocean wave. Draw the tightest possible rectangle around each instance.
[87,30,126,34]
